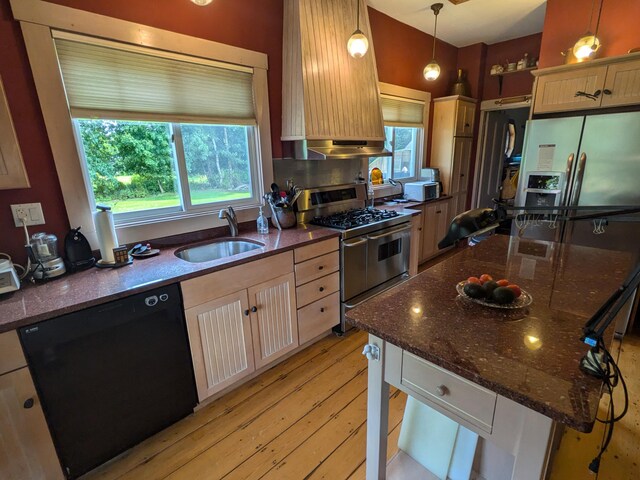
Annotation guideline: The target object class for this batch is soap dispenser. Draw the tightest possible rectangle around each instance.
[257,206,269,234]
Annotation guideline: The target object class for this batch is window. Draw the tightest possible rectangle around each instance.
[369,125,421,181]
[369,91,428,184]
[55,33,263,224]
[76,120,255,218]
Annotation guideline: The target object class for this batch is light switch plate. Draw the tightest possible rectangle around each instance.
[11,203,45,227]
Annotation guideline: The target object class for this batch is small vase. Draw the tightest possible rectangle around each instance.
[450,69,470,96]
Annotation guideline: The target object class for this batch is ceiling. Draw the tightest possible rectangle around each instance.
[368,0,547,47]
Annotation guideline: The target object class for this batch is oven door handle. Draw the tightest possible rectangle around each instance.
[366,224,411,240]
[343,238,368,247]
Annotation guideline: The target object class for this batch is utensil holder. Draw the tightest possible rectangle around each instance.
[272,206,296,229]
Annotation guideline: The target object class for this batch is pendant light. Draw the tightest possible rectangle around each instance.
[347,0,369,58]
[573,0,604,61]
[423,3,443,81]
[191,0,213,5]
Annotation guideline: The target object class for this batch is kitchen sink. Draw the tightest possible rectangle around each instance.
[175,238,264,263]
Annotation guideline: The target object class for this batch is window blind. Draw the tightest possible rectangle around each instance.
[54,36,256,123]
[380,95,424,127]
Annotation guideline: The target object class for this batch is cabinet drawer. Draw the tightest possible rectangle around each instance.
[298,292,340,344]
[182,251,293,309]
[401,351,496,433]
[296,271,340,308]
[295,251,339,286]
[294,238,339,263]
[0,330,26,376]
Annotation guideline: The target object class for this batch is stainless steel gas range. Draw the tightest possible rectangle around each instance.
[297,183,413,333]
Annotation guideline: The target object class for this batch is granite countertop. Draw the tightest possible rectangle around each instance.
[346,234,632,432]
[0,225,339,333]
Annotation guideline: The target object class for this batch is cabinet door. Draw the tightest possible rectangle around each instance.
[0,79,29,190]
[185,290,255,401]
[450,136,473,196]
[248,273,298,369]
[601,59,640,107]
[420,204,438,262]
[455,101,476,137]
[436,200,451,245]
[0,368,63,480]
[533,65,607,114]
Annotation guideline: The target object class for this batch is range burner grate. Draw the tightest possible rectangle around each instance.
[311,207,400,230]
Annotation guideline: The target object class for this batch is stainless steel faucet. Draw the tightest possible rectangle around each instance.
[218,206,239,237]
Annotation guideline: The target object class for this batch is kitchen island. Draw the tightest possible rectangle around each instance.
[346,234,633,479]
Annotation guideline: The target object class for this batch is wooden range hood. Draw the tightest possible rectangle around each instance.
[282,0,389,159]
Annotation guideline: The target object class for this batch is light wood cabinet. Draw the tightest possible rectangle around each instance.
[532,53,640,114]
[0,78,30,190]
[294,238,340,342]
[182,253,297,401]
[185,290,256,401]
[533,65,607,114]
[430,95,475,225]
[601,58,640,107]
[297,291,340,345]
[248,273,298,369]
[420,199,451,262]
[0,331,62,480]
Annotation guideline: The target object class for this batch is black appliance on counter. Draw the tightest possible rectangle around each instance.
[19,284,198,479]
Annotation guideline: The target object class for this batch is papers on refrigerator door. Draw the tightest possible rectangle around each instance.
[536,144,555,170]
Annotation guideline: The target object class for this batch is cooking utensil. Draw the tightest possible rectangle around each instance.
[264,193,282,230]
[270,183,280,202]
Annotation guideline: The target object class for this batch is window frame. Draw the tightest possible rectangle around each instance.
[15,0,273,247]
[371,83,431,195]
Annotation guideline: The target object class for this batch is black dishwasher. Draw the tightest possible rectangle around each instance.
[19,284,198,479]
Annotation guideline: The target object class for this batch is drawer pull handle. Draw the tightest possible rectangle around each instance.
[251,306,258,313]
[320,307,325,313]
[319,286,325,292]
[318,265,324,270]
[243,309,250,316]
[435,385,448,397]
[23,398,35,409]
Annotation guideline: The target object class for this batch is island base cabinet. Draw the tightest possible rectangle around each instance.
[0,367,63,480]
[248,273,299,370]
[365,335,556,480]
[185,291,256,402]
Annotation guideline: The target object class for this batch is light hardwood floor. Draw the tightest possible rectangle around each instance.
[83,327,639,480]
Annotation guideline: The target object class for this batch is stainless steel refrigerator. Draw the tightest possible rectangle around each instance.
[514,111,640,333]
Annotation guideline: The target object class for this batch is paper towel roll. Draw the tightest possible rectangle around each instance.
[94,206,119,263]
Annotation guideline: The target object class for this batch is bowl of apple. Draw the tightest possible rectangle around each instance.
[456,274,532,309]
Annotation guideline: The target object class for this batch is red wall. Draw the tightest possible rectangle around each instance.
[368,7,458,99]
[539,0,640,68]
[368,7,458,168]
[0,0,69,262]
[482,33,542,100]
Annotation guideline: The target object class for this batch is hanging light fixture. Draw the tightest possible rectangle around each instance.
[347,0,369,58]
[423,3,443,81]
[573,0,604,61]
[190,0,213,6]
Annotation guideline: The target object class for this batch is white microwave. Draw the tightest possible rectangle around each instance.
[404,181,440,202]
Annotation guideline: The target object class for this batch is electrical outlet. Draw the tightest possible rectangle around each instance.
[11,203,45,227]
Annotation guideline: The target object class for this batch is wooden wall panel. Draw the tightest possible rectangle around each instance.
[282,0,384,141]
